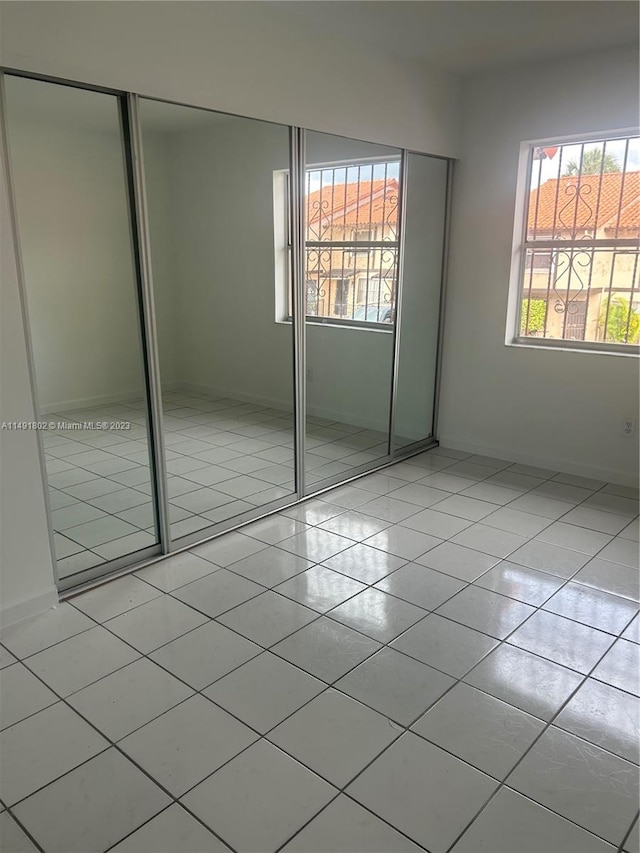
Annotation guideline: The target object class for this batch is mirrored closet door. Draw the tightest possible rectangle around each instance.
[138,99,297,547]
[3,70,451,593]
[3,75,162,584]
[302,131,401,491]
[393,153,449,450]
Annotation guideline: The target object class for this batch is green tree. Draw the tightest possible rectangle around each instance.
[520,298,547,335]
[564,149,621,176]
[598,296,640,344]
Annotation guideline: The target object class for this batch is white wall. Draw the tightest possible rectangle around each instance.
[440,47,640,485]
[0,1,461,158]
[0,128,58,627]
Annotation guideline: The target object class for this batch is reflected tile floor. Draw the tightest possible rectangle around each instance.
[1,446,639,852]
[43,391,388,579]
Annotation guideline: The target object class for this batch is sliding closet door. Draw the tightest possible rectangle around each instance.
[302,131,401,490]
[138,100,296,545]
[3,75,161,583]
[393,153,448,449]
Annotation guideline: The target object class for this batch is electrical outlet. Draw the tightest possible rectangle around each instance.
[306,367,313,381]
[622,419,636,437]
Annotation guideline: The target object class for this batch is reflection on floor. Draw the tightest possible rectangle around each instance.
[1,446,638,852]
[44,391,388,579]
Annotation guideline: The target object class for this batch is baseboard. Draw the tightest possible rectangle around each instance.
[306,403,388,433]
[0,585,59,629]
[180,381,390,432]
[438,433,639,488]
[179,382,294,414]
[41,382,392,434]
[40,389,144,415]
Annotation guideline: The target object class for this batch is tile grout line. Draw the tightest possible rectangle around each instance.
[9,459,639,724]
[616,809,640,853]
[49,416,499,569]
[439,582,640,853]
[10,461,638,714]
[7,543,635,850]
[3,443,637,851]
[48,392,395,570]
[0,802,48,853]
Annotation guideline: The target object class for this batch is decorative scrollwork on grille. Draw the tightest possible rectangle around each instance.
[550,249,592,314]
[307,198,331,242]
[383,193,399,241]
[305,247,333,315]
[556,182,594,238]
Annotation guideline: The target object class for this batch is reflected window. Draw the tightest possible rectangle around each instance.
[275,159,400,327]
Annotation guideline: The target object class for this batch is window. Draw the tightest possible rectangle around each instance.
[524,250,553,272]
[512,133,640,351]
[275,159,400,327]
[305,161,399,325]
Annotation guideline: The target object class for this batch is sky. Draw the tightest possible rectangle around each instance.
[302,138,639,199]
[533,136,640,188]
[306,159,400,194]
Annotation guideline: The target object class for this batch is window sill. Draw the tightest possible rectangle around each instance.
[507,337,640,357]
[276,317,394,333]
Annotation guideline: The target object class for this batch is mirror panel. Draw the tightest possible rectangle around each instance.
[139,100,296,542]
[303,131,401,489]
[4,75,161,581]
[394,153,448,449]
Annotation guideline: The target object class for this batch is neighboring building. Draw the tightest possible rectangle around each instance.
[305,174,399,322]
[523,170,640,342]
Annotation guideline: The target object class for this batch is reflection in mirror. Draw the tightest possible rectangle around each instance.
[394,153,448,448]
[139,100,296,542]
[303,131,401,488]
[4,75,160,580]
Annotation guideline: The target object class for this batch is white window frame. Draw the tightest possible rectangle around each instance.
[506,127,640,357]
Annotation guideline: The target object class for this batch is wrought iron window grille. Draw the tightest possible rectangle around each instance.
[516,133,640,351]
[279,159,401,329]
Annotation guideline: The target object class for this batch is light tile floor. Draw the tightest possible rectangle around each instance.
[1,446,639,852]
[43,391,388,579]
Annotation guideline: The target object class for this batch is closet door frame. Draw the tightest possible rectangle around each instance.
[124,93,171,553]
[291,127,307,497]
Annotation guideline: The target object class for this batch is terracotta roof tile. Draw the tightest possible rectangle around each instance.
[528,171,640,237]
[306,178,399,233]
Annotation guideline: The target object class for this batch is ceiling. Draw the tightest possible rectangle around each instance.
[268,0,639,75]
[5,1,636,132]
